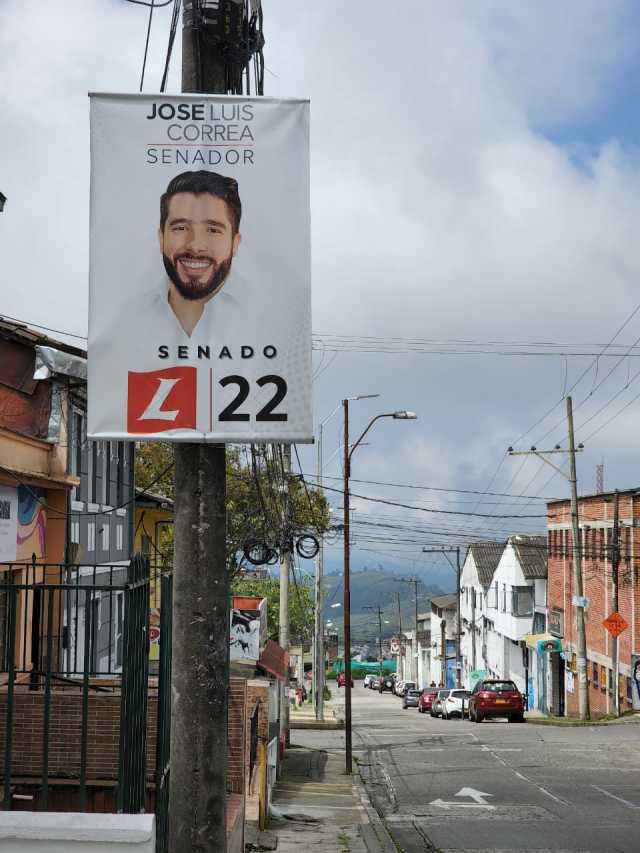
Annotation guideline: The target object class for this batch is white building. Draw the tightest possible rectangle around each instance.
[459,542,505,688]
[483,535,548,706]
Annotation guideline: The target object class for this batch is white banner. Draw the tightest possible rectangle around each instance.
[88,94,311,442]
[0,486,18,562]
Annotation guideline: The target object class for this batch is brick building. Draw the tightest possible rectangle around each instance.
[547,489,640,717]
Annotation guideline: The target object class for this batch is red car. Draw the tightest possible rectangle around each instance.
[337,673,354,688]
[468,679,525,723]
[418,687,439,713]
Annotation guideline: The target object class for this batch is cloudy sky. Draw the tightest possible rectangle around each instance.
[2,1,640,589]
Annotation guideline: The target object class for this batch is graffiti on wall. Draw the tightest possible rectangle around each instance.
[17,486,47,560]
[230,608,261,661]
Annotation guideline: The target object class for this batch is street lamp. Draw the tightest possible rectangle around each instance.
[342,402,417,774]
[313,394,379,724]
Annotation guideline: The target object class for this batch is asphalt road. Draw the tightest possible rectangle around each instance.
[295,685,640,853]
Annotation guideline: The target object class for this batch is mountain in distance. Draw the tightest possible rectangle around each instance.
[322,564,446,643]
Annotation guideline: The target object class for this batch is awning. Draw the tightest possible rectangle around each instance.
[525,632,563,654]
[257,639,288,682]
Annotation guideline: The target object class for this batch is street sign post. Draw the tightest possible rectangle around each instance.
[603,611,628,637]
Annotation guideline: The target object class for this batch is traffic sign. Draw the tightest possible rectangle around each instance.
[603,611,628,637]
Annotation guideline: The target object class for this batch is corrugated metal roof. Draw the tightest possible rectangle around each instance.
[510,535,547,579]
[431,593,457,610]
[467,541,505,587]
[0,318,86,359]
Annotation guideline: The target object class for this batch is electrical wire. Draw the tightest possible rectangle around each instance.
[139,0,156,92]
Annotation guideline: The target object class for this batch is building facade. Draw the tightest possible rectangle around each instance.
[547,489,640,717]
[459,542,504,688]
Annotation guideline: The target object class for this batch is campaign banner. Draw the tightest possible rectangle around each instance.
[88,94,311,442]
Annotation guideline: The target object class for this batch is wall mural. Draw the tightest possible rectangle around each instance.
[17,485,46,560]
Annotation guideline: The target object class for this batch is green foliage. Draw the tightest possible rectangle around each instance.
[135,443,330,576]
[231,576,314,642]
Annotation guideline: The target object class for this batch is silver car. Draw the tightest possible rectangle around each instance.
[441,689,470,719]
[430,688,450,717]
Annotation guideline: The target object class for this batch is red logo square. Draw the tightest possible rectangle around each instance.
[127,367,197,433]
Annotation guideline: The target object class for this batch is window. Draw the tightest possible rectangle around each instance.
[71,520,80,544]
[592,661,598,684]
[116,524,124,551]
[501,584,507,613]
[511,586,533,617]
[600,666,607,691]
[101,524,110,551]
[87,521,96,553]
[487,584,498,609]
[608,669,613,694]
[627,677,633,703]
[571,653,576,673]
[117,442,126,506]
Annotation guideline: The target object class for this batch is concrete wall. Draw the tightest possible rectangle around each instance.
[0,813,154,852]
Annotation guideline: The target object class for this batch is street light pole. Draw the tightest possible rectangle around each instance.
[342,404,417,774]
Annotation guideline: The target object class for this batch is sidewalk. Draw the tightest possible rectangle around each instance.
[246,745,394,853]
[289,701,343,730]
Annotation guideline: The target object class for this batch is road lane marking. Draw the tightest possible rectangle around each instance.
[429,798,495,810]
[591,785,640,811]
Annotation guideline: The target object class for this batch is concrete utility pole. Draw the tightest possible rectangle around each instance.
[508,398,589,720]
[279,444,292,746]
[395,578,420,682]
[422,547,462,688]
[566,396,590,721]
[169,11,230,851]
[440,619,447,686]
[314,423,325,721]
[611,490,620,717]
[364,605,384,679]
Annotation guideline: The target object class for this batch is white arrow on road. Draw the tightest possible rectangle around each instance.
[455,787,493,805]
[430,787,495,810]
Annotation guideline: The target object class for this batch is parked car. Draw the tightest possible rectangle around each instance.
[402,688,421,710]
[441,689,471,719]
[430,688,450,717]
[393,679,404,696]
[337,672,354,688]
[418,687,439,714]
[370,675,381,690]
[468,679,525,723]
[399,680,416,697]
[363,674,373,688]
[379,675,395,693]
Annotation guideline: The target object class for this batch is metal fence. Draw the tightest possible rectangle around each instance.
[0,555,158,816]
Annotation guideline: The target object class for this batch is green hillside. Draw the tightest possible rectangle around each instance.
[322,566,444,643]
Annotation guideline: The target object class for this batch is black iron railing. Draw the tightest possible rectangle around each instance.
[0,556,153,815]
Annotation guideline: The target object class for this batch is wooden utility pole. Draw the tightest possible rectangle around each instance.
[611,490,620,717]
[566,396,590,721]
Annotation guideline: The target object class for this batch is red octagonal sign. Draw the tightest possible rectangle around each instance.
[603,611,628,637]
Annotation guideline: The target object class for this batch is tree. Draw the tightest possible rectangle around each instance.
[135,443,330,575]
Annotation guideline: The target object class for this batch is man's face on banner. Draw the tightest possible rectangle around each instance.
[159,192,241,302]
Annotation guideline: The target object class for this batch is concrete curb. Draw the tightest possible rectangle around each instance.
[289,718,344,730]
[526,713,640,727]
[353,768,397,853]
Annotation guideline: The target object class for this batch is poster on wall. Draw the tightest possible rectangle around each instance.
[88,94,311,443]
[0,486,18,562]
[632,655,640,712]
